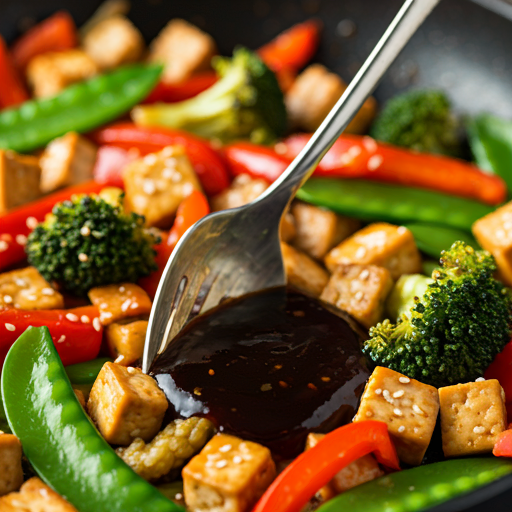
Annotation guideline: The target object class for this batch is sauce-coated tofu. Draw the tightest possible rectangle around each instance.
[183,433,276,512]
[325,223,422,279]
[26,49,99,98]
[0,434,23,496]
[148,19,217,84]
[291,202,360,260]
[87,362,168,446]
[0,267,64,310]
[88,282,152,326]
[105,320,148,366]
[439,379,507,458]
[320,264,393,329]
[211,174,268,212]
[83,15,144,70]
[281,242,329,297]
[123,146,202,228]
[40,132,97,193]
[0,150,41,213]
[354,366,439,466]
[473,202,512,286]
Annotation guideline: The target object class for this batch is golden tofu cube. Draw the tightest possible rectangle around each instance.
[439,379,507,458]
[26,49,99,98]
[0,267,64,310]
[87,362,168,446]
[183,433,276,512]
[473,202,512,286]
[285,64,376,134]
[148,19,217,84]
[325,223,422,279]
[281,242,330,297]
[320,264,393,329]
[211,174,269,212]
[354,366,439,466]
[88,283,152,326]
[291,202,360,260]
[105,320,148,366]
[83,15,144,70]
[123,146,202,227]
[280,212,296,243]
[0,150,41,213]
[0,434,23,497]
[0,477,78,511]
[40,132,97,193]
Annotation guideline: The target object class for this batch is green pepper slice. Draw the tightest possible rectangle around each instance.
[1,326,181,512]
[0,64,162,153]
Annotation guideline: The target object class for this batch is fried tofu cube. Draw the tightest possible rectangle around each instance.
[325,223,422,280]
[105,320,148,366]
[473,202,512,286]
[439,379,507,458]
[40,132,97,193]
[88,283,152,326]
[291,202,361,260]
[280,212,296,243]
[148,19,217,84]
[183,433,276,512]
[320,264,393,329]
[211,174,269,212]
[26,49,99,98]
[123,146,202,227]
[0,477,78,511]
[83,15,144,70]
[0,150,41,213]
[285,64,377,134]
[0,267,64,310]
[281,242,330,297]
[0,434,23,496]
[88,362,168,446]
[74,388,86,408]
[354,367,439,466]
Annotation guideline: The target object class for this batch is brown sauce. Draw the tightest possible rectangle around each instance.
[150,287,370,459]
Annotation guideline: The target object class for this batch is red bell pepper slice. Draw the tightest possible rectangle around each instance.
[0,36,29,108]
[143,72,218,104]
[11,11,78,71]
[0,181,105,272]
[139,190,210,298]
[89,123,230,196]
[485,338,512,403]
[494,429,512,457]
[253,421,399,512]
[258,19,322,73]
[93,146,140,188]
[0,305,102,366]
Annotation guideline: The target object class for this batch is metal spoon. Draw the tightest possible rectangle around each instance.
[142,0,441,373]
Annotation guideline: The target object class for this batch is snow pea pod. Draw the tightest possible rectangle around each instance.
[0,64,162,153]
[65,357,111,385]
[318,457,512,512]
[296,178,494,232]
[1,326,181,512]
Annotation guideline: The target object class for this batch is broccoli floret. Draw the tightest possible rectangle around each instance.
[386,274,433,321]
[132,47,287,144]
[370,90,461,157]
[363,242,512,387]
[26,194,160,296]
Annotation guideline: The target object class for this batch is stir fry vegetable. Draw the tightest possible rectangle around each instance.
[0,36,29,108]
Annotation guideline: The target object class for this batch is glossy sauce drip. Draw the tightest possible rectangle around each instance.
[151,287,370,459]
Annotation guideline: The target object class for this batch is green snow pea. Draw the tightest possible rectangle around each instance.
[318,457,512,512]
[0,64,162,153]
[296,178,494,232]
[65,357,111,385]
[1,326,181,512]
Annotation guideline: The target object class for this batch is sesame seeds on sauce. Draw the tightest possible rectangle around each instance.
[26,216,38,229]
[0,240,8,252]
[399,376,411,384]
[78,253,89,262]
[15,234,27,246]
[80,225,91,236]
[65,313,79,322]
[5,323,15,332]
[367,154,383,171]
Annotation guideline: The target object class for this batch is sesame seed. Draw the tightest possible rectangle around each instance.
[57,335,66,343]
[473,426,485,434]
[414,427,419,433]
[25,294,37,301]
[209,369,215,376]
[261,383,272,392]
[365,411,373,417]
[121,299,132,312]
[412,404,424,415]
[363,136,378,153]
[165,157,177,167]
[126,367,136,374]
[14,278,26,287]
[215,460,227,468]
[26,216,38,229]
[194,387,202,395]
[274,142,287,154]
[233,455,242,464]
[5,323,15,332]
[397,226,408,235]
[15,234,27,246]
[41,288,55,295]
[175,493,183,501]
[393,408,403,417]
[308,383,318,391]
[80,226,91,236]
[114,355,125,364]
[359,269,370,280]
[100,312,113,320]
[354,291,364,301]
[143,154,158,165]
[475,377,485,382]
[279,380,288,388]
[219,444,232,452]
[143,179,156,195]
[355,246,367,259]
[130,302,139,309]
[130,429,141,437]
[382,390,394,404]
[93,317,102,332]
[399,377,410,384]
[39,488,49,498]
[3,295,12,304]
[375,388,382,395]
[78,253,88,262]
[321,376,331,382]
[162,168,175,180]
[274,364,283,370]
[66,313,79,322]
[367,154,383,171]
[0,241,8,252]
[119,286,126,292]
[81,315,90,324]
[393,390,405,398]
[398,426,406,433]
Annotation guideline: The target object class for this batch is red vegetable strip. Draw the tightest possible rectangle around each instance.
[485,338,512,404]
[11,11,78,71]
[0,305,102,366]
[0,181,104,272]
[0,36,29,108]
[494,429,512,457]
[89,123,230,196]
[143,72,218,104]
[253,421,400,512]
[93,146,140,188]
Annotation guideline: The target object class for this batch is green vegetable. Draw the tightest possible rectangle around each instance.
[467,113,512,197]
[405,223,480,259]
[297,178,494,232]
[0,64,162,153]
[422,260,439,277]
[363,241,512,387]
[386,274,433,321]
[1,326,181,512]
[65,357,111,385]
[26,194,160,296]
[317,458,512,512]
[370,89,461,156]
[132,47,287,144]
[0,394,11,433]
